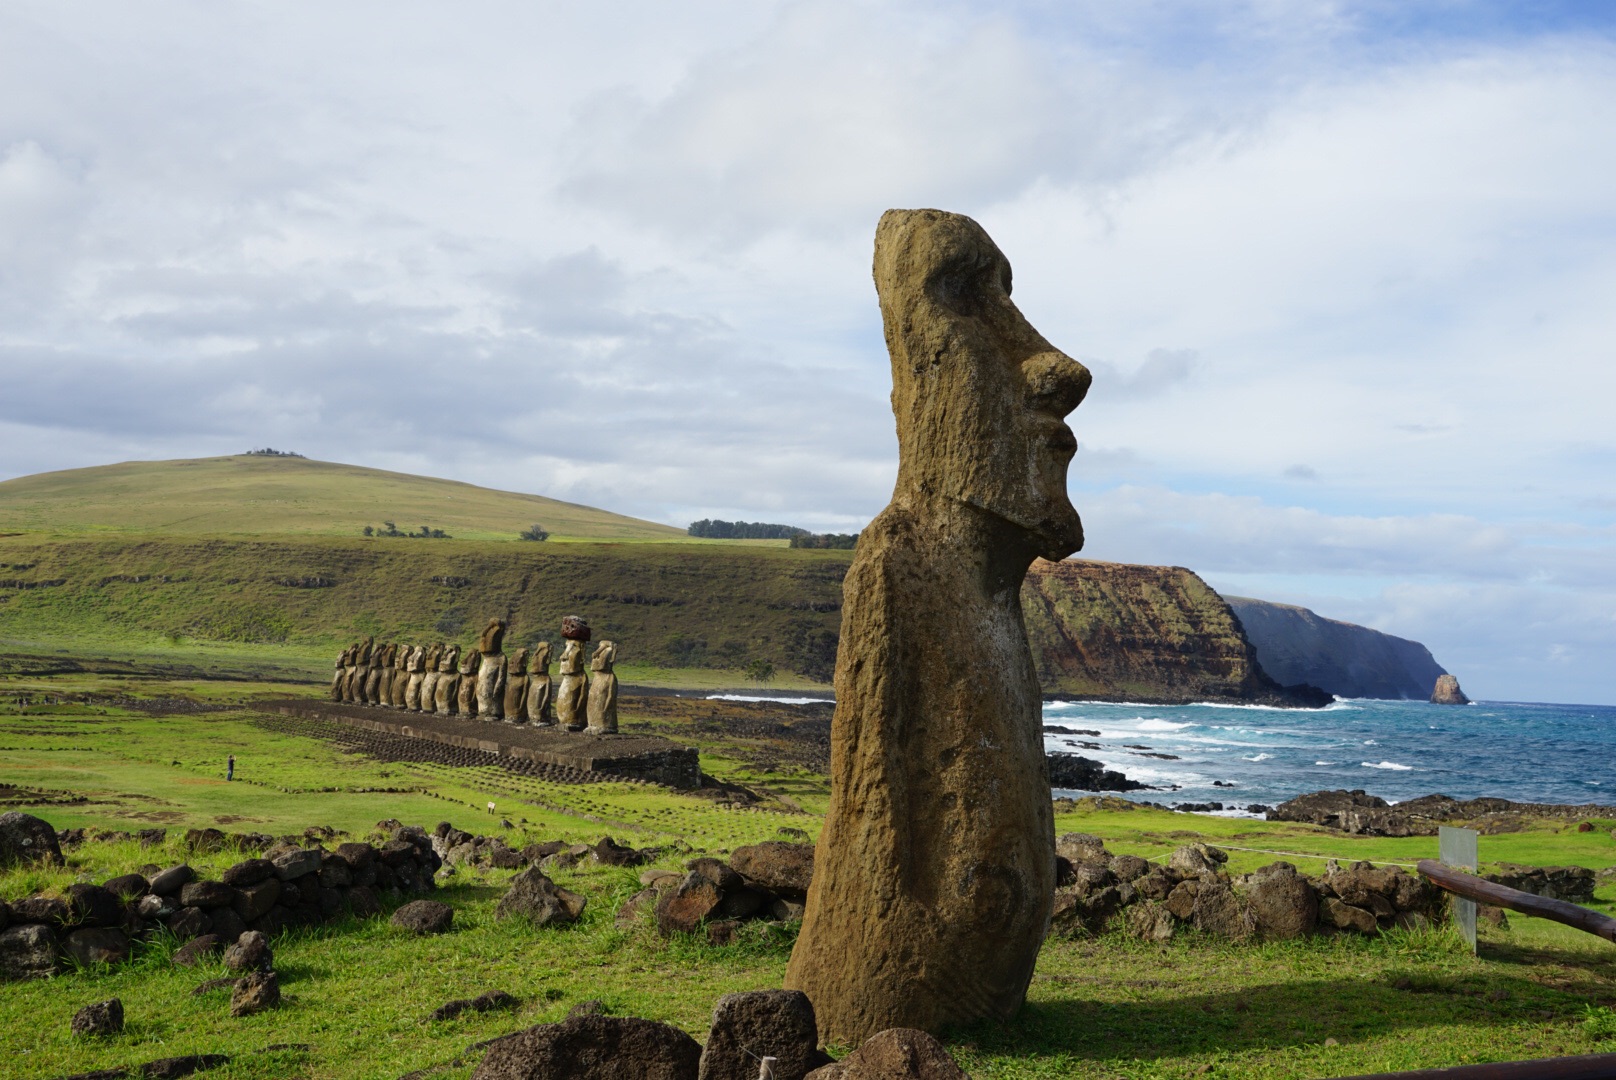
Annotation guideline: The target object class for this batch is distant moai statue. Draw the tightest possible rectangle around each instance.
[585,640,619,735]
[555,616,591,731]
[330,646,350,702]
[434,644,461,716]
[375,643,396,706]
[503,646,530,722]
[526,642,554,725]
[354,637,376,703]
[476,619,508,720]
[405,644,428,712]
[342,639,365,703]
[420,643,445,713]
[390,644,411,708]
[364,643,385,704]
[457,647,479,716]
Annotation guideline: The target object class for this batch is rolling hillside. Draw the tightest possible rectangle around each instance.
[0,455,685,541]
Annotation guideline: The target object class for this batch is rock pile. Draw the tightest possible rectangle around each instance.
[0,815,441,981]
[1050,833,1448,942]
[614,841,813,943]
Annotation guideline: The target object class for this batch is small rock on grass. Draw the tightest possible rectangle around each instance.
[429,990,519,1021]
[698,990,821,1080]
[471,1014,700,1080]
[224,931,272,973]
[71,998,124,1037]
[391,899,454,935]
[805,1028,966,1079]
[230,970,280,1017]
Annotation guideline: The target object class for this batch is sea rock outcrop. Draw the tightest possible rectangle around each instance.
[1431,674,1470,705]
[786,209,1090,1043]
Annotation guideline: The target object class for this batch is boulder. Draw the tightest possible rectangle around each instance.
[471,1014,702,1080]
[1164,880,1199,921]
[221,859,276,888]
[0,923,59,979]
[332,842,376,871]
[1320,896,1378,935]
[706,920,740,946]
[63,927,131,967]
[138,1053,232,1078]
[180,881,238,910]
[729,842,815,896]
[699,990,822,1080]
[804,1028,967,1079]
[346,885,382,918]
[184,827,231,853]
[172,934,225,967]
[655,875,724,937]
[149,865,197,897]
[1168,844,1228,879]
[1190,881,1252,940]
[1485,863,1597,904]
[391,899,454,935]
[13,895,70,925]
[318,856,355,888]
[138,894,178,921]
[230,970,280,1017]
[615,888,658,929]
[592,837,647,867]
[232,878,281,923]
[166,907,212,942]
[1241,863,1318,939]
[224,930,272,973]
[686,858,742,892]
[1125,901,1175,942]
[1055,833,1107,864]
[272,848,323,881]
[1430,675,1469,705]
[0,811,64,868]
[102,873,150,900]
[1108,855,1151,883]
[488,846,527,870]
[72,998,124,1037]
[494,869,586,927]
[0,899,7,932]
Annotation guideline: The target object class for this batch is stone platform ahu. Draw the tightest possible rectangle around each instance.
[785,209,1093,1043]
[303,614,696,788]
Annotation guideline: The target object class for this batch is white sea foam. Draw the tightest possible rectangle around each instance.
[705,695,827,705]
[1138,719,1194,732]
[1362,761,1414,771]
[1315,761,1339,766]
[1243,753,1273,762]
[1364,739,1378,745]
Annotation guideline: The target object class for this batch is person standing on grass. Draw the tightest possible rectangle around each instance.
[227,755,235,782]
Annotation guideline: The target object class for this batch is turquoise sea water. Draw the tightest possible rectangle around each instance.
[1042,697,1616,810]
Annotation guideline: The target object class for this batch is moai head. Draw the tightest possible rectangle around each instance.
[590,640,617,673]
[424,642,443,669]
[440,644,460,672]
[530,641,552,673]
[395,645,409,670]
[561,615,591,642]
[874,208,1090,562]
[357,636,375,663]
[558,638,585,673]
[458,648,479,676]
[479,618,506,655]
[509,646,530,673]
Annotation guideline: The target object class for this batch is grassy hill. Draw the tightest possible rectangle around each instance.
[0,455,686,541]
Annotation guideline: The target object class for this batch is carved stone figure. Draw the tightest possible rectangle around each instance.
[457,648,479,716]
[419,643,444,713]
[391,645,410,708]
[341,640,363,703]
[476,619,508,720]
[405,645,427,712]
[331,646,349,702]
[375,644,395,706]
[353,637,375,703]
[503,647,530,722]
[555,617,591,731]
[525,642,554,725]
[364,643,385,705]
[435,645,461,716]
[784,209,1091,1043]
[585,641,618,735]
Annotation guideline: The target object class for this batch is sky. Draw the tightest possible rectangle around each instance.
[2,1,1614,704]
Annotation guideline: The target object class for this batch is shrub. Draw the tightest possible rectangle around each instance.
[519,524,550,542]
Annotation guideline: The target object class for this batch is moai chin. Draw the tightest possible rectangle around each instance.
[784,209,1091,1044]
[585,640,618,735]
[555,616,591,731]
[475,619,507,720]
[526,641,554,725]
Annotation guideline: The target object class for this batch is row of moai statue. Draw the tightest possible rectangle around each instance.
[328,615,617,734]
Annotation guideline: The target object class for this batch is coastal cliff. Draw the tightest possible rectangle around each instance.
[1223,596,1446,700]
[1021,559,1325,706]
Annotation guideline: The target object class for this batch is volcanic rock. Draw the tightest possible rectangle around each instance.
[224,930,272,973]
[1430,674,1470,705]
[0,923,59,979]
[72,998,124,1037]
[0,811,64,868]
[494,868,586,927]
[804,1027,968,1079]
[63,927,131,967]
[730,842,814,896]
[699,989,821,1080]
[471,1014,702,1080]
[391,899,454,935]
[230,970,280,1016]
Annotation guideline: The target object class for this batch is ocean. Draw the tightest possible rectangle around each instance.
[710,693,1616,812]
[1043,697,1616,811]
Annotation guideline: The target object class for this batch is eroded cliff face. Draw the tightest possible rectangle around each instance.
[1223,596,1447,701]
[1021,559,1313,704]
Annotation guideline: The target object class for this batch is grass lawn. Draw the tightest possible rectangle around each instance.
[1,675,1614,1079]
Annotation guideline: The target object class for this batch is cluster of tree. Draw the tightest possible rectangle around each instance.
[518,524,550,541]
[687,519,808,540]
[788,532,859,549]
[245,447,304,457]
[363,521,451,539]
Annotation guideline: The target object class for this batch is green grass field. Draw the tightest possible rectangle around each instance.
[2,675,1614,1079]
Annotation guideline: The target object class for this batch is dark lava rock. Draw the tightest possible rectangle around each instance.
[346,885,382,917]
[471,1014,702,1080]
[332,842,376,870]
[166,907,212,941]
[64,927,132,967]
[230,970,280,1017]
[140,1054,232,1078]
[67,884,126,929]
[221,859,276,888]
[1046,754,1147,792]
[729,842,814,896]
[591,836,647,867]
[0,811,64,868]
[705,919,740,946]
[698,989,820,1080]
[804,1027,966,1079]
[72,998,125,1037]
[103,873,150,900]
[0,898,8,932]
[172,934,225,967]
[494,868,586,927]
[271,848,323,880]
[1485,863,1597,904]
[179,881,237,910]
[13,895,70,925]
[1268,789,1438,838]
[191,976,239,996]
[148,865,197,897]
[0,923,59,979]
[136,894,178,921]
[391,899,454,935]
[522,841,568,863]
[686,857,742,892]
[224,930,272,973]
[1241,862,1318,940]
[232,878,281,923]
[429,989,518,1022]
[183,828,231,854]
[655,875,724,936]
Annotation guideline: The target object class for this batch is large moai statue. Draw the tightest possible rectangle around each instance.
[390,644,411,708]
[503,646,530,722]
[375,643,396,706]
[330,646,350,702]
[419,643,444,713]
[341,640,363,703]
[784,210,1091,1044]
[554,616,591,731]
[363,643,385,704]
[353,637,376,703]
[585,640,618,735]
[525,642,554,725]
[475,619,508,720]
[434,644,461,716]
[457,647,479,717]
[404,644,427,712]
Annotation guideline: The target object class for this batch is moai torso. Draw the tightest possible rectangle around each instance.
[475,619,507,719]
[503,647,530,721]
[585,640,618,735]
[391,646,410,707]
[419,643,444,711]
[526,642,554,725]
[555,634,589,731]
[457,649,479,716]
[405,645,427,711]
[434,645,460,715]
